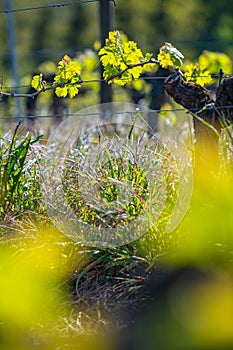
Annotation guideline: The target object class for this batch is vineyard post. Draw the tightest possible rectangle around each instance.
[4,0,22,117]
[99,0,114,104]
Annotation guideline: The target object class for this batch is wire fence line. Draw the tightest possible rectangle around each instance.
[2,73,233,91]
[0,105,233,120]
[0,0,100,14]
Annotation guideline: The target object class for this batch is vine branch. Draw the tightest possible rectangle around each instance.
[106,58,160,82]
[0,80,83,99]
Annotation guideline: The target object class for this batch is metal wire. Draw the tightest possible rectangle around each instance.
[0,105,232,119]
[2,73,233,91]
[0,0,99,14]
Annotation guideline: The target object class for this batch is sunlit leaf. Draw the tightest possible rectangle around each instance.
[55,85,68,97]
[31,73,43,91]
[184,63,212,86]
[158,42,184,68]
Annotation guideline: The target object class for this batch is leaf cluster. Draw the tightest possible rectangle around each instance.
[98,30,155,86]
[98,31,214,88]
[32,55,82,98]
[29,30,233,100]
[183,63,212,87]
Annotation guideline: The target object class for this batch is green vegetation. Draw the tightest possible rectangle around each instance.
[0,123,44,222]
[1,0,232,104]
[1,102,233,349]
[98,31,214,87]
[0,114,181,348]
[0,1,233,347]
[32,55,82,98]
[29,30,226,101]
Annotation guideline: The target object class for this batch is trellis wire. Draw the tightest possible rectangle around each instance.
[0,105,233,120]
[2,73,233,91]
[0,0,101,14]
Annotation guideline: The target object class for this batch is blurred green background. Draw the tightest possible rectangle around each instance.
[1,2,233,348]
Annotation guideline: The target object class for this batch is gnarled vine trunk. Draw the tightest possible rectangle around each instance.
[164,72,233,173]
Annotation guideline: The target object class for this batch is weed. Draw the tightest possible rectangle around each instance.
[0,122,44,222]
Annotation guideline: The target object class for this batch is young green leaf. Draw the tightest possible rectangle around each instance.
[31,74,43,91]
[184,63,212,86]
[53,55,82,98]
[157,42,184,69]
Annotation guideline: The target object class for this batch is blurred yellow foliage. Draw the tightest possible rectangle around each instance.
[0,229,109,349]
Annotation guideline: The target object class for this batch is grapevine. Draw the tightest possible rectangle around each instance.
[1,29,231,101]
[98,31,213,87]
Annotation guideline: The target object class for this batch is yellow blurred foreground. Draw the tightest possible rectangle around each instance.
[1,151,233,350]
[0,230,109,350]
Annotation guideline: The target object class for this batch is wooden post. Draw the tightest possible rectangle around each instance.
[4,0,22,117]
[99,0,113,104]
